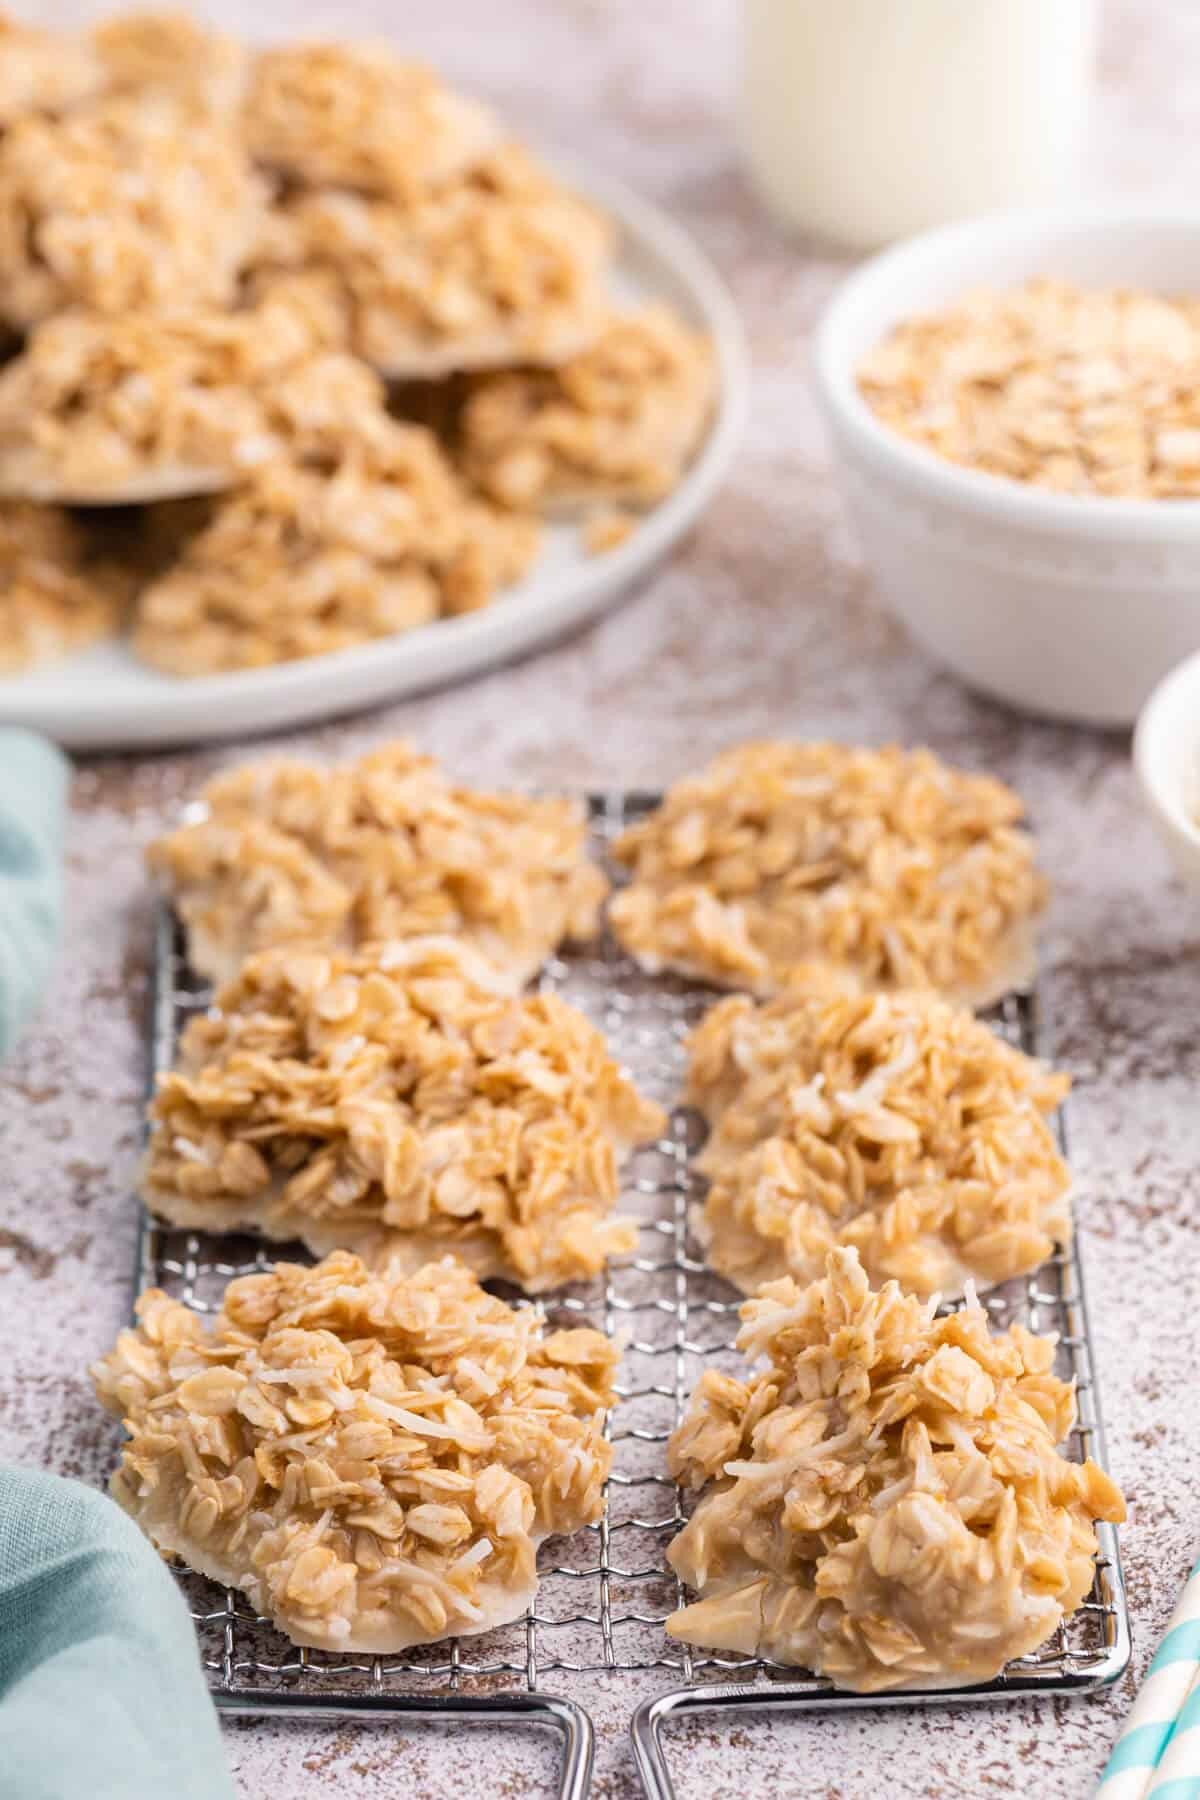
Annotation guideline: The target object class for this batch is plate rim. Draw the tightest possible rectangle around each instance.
[0,161,748,752]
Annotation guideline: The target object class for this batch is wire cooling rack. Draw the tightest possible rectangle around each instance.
[131,791,1129,1800]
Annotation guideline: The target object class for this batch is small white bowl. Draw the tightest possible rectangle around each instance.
[812,210,1200,727]
[1134,647,1200,885]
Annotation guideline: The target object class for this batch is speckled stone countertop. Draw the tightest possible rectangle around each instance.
[5,2,1200,1794]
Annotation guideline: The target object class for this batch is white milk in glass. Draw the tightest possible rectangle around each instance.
[741,0,1094,250]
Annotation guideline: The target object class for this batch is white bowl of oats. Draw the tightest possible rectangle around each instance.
[813,211,1200,726]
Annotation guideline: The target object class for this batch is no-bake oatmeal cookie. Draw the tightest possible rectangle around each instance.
[666,1247,1125,1690]
[0,12,104,124]
[461,304,715,511]
[610,741,1046,1007]
[250,146,612,378]
[132,408,538,674]
[243,40,500,197]
[687,985,1071,1299]
[148,741,609,987]
[141,937,665,1290]
[0,91,265,330]
[0,290,354,504]
[92,1251,617,1649]
[0,13,716,672]
[0,501,124,670]
[90,10,248,113]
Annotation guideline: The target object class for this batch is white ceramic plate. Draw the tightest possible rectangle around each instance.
[0,167,746,750]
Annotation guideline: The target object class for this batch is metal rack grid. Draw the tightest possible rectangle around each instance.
[131,791,1129,1800]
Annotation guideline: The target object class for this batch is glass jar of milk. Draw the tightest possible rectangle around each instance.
[741,0,1094,250]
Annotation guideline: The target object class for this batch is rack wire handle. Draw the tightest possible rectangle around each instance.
[632,1684,932,1800]
[631,1650,1137,1800]
[216,1690,594,1800]
[632,1683,912,1800]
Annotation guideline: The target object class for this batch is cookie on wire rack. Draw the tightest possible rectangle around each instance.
[666,1246,1125,1691]
[140,936,666,1292]
[687,982,1072,1301]
[609,740,1047,1008]
[147,741,609,989]
[92,1251,617,1651]
[0,501,126,672]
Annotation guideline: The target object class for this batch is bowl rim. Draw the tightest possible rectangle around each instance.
[812,206,1200,536]
[1134,644,1200,850]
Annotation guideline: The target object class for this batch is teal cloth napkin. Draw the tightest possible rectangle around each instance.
[0,729,68,1058]
[0,1465,237,1799]
[0,742,237,1792]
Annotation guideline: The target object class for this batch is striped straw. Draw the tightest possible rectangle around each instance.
[1145,1669,1200,1800]
[1097,1556,1200,1800]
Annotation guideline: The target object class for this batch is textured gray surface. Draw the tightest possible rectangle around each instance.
[4,1,1199,1794]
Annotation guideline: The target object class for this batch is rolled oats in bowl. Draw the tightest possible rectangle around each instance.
[610,740,1046,1007]
[858,276,1200,498]
[91,1250,618,1650]
[0,10,720,689]
[147,740,610,987]
[666,1246,1125,1691]
[141,937,666,1291]
[687,984,1071,1300]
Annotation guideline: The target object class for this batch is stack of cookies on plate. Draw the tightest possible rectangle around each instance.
[0,10,716,676]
